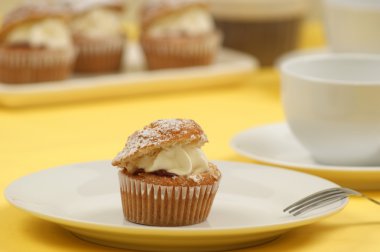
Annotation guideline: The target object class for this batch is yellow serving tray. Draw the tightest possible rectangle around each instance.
[0,45,258,107]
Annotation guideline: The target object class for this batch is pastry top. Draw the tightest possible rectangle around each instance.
[0,5,73,50]
[67,0,124,14]
[141,0,215,37]
[0,4,69,43]
[142,0,207,30]
[68,0,125,38]
[112,119,208,170]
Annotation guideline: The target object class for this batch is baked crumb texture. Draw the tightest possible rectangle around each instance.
[122,162,221,186]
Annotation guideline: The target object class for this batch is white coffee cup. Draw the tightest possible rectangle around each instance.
[280,53,380,166]
[324,0,380,53]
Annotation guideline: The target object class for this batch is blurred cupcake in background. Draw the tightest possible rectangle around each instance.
[206,0,309,66]
[140,0,222,70]
[68,0,126,73]
[0,4,75,84]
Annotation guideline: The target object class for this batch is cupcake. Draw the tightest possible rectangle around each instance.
[206,0,309,66]
[0,5,75,84]
[68,0,126,73]
[140,0,222,70]
[112,119,221,226]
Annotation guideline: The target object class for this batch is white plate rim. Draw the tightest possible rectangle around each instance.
[230,123,380,172]
[4,160,348,236]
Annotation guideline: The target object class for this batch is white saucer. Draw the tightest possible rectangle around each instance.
[231,123,380,190]
[5,160,346,252]
[275,47,329,67]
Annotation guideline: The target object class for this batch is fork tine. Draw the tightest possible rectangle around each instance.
[283,188,342,212]
[338,188,380,205]
[288,192,348,214]
[363,195,380,205]
[287,190,347,214]
[292,196,347,216]
[284,187,380,217]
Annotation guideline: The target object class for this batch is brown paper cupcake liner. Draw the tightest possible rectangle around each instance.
[141,32,222,70]
[119,171,220,226]
[0,47,75,84]
[74,36,125,73]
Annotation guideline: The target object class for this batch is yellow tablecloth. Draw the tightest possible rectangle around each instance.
[1,22,379,251]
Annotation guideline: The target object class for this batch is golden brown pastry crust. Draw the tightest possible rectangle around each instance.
[0,5,70,43]
[69,0,125,15]
[141,1,208,32]
[112,119,208,169]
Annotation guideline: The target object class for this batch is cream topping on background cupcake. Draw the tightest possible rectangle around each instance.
[67,0,124,38]
[146,6,214,37]
[142,0,215,37]
[0,4,72,49]
[70,7,123,38]
[4,18,71,49]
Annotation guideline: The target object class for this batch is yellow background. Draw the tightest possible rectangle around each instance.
[1,21,380,251]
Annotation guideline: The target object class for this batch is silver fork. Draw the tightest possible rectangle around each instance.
[283,187,380,216]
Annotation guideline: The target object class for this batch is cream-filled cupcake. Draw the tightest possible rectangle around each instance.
[206,0,309,66]
[140,0,222,70]
[68,0,126,73]
[112,119,221,226]
[0,5,75,84]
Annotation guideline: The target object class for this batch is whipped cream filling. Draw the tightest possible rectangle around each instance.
[5,18,72,49]
[71,7,123,38]
[132,145,209,176]
[146,7,215,37]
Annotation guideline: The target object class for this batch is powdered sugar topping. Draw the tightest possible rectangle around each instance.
[2,4,69,29]
[145,0,203,8]
[113,119,208,166]
[142,0,208,28]
[62,0,124,13]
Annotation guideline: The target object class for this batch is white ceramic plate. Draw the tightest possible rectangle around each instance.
[231,123,380,190]
[5,160,347,251]
[0,44,257,107]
